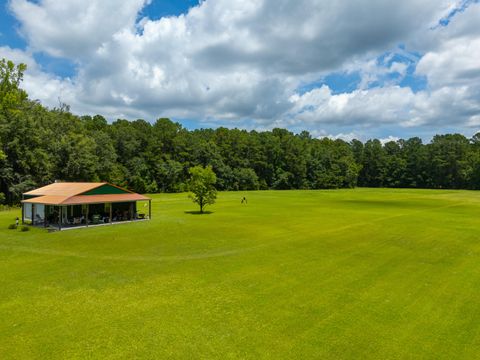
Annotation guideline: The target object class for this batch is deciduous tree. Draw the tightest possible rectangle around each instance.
[188,165,217,213]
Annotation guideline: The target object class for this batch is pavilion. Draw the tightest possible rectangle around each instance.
[21,182,151,230]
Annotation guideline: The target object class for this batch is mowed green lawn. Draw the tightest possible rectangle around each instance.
[1,189,480,359]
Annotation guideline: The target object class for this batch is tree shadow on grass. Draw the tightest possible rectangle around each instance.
[184,211,214,215]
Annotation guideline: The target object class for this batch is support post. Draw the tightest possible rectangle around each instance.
[149,200,151,220]
[58,206,62,231]
[109,203,112,225]
[21,203,24,225]
[86,204,89,227]
[32,204,35,225]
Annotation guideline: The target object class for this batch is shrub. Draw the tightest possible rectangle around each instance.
[20,226,30,232]
[8,224,17,230]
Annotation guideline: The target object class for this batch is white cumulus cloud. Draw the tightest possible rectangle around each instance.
[2,0,479,139]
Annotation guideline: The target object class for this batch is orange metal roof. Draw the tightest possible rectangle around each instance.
[22,195,71,205]
[24,182,106,196]
[22,193,150,205]
[22,182,150,205]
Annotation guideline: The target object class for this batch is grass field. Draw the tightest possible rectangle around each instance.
[1,188,480,359]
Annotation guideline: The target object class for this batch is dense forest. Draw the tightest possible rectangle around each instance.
[2,58,480,204]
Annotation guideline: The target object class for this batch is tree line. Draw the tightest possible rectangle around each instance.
[2,58,480,204]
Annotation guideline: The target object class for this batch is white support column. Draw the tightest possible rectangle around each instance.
[58,206,62,230]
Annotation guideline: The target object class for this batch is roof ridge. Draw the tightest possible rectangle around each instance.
[23,182,107,197]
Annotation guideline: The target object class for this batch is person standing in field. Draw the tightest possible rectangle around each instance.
[241,197,247,204]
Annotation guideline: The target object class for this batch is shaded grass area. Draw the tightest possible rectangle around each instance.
[1,188,480,359]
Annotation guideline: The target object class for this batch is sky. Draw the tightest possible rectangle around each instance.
[1,0,480,142]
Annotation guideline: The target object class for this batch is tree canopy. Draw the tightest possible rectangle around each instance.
[188,165,217,213]
[2,57,480,204]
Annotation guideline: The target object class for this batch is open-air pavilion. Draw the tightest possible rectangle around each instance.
[21,182,151,230]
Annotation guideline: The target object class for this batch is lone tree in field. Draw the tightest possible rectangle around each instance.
[188,165,217,213]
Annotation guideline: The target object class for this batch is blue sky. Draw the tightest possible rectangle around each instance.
[0,0,426,95]
[1,0,479,142]
[0,1,24,49]
[0,0,200,44]
[0,0,200,78]
[140,0,199,20]
[297,50,427,96]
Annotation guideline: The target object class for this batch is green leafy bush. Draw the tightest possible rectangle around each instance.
[8,224,17,229]
[20,226,30,232]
